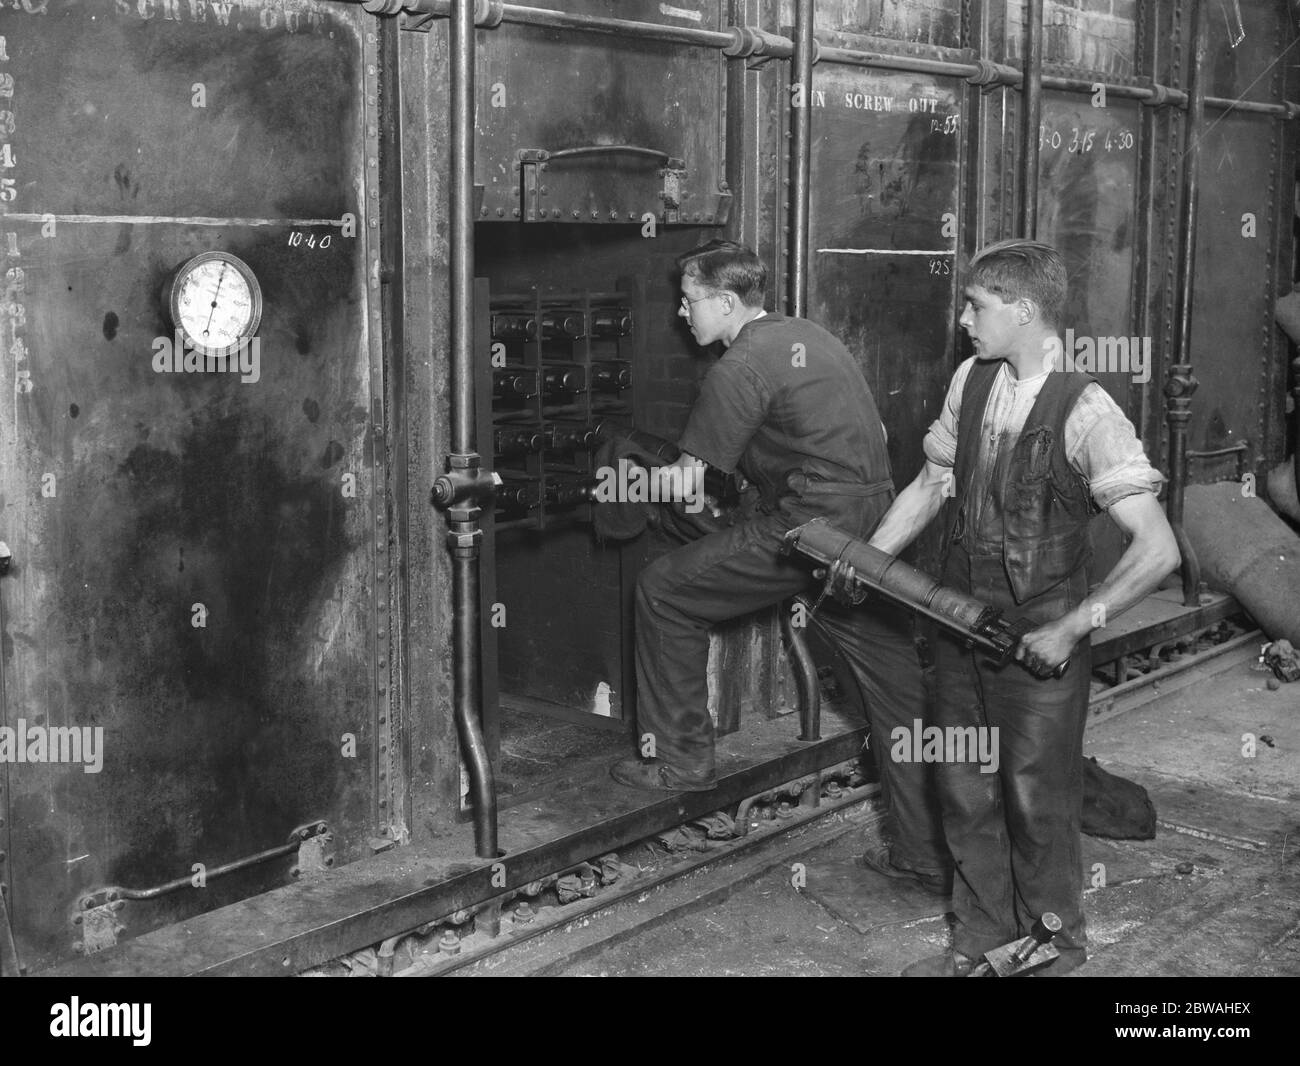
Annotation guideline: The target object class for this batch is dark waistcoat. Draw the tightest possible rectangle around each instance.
[946,359,1098,604]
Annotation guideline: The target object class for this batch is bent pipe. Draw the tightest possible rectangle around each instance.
[781,601,821,741]
[1170,522,1201,608]
[449,0,498,858]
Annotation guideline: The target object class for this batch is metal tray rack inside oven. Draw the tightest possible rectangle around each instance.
[484,288,635,534]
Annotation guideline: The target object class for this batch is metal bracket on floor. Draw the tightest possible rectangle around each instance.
[72,897,125,957]
[291,823,337,882]
[734,758,864,837]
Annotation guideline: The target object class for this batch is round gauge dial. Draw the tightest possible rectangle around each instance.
[170,251,263,355]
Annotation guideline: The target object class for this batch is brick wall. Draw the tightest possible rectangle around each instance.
[781,0,962,47]
[1005,0,1138,76]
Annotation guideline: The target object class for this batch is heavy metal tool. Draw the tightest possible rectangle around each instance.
[969,913,1064,977]
[780,517,1069,680]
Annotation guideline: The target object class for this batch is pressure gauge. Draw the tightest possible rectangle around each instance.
[170,251,263,355]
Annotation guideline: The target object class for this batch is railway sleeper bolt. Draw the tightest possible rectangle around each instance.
[476,902,503,938]
[438,930,462,955]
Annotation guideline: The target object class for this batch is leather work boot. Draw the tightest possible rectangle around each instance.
[609,756,716,792]
[901,950,978,977]
[858,842,950,897]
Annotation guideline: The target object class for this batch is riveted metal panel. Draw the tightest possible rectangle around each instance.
[0,0,381,971]
[1034,92,1143,418]
[1186,110,1279,478]
[1202,0,1282,105]
[474,2,728,224]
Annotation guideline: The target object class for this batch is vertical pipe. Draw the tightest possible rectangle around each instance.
[449,0,498,857]
[1018,0,1043,237]
[1166,0,1206,606]
[1131,0,1157,451]
[788,0,814,316]
[450,4,473,428]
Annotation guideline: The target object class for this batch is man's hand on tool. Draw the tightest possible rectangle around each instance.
[649,453,724,518]
[1014,616,1082,678]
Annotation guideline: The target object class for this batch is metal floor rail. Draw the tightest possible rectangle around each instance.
[39,709,868,977]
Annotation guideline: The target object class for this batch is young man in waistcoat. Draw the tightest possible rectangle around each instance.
[867,240,1179,975]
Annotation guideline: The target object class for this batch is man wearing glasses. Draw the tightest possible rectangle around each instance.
[611,239,950,898]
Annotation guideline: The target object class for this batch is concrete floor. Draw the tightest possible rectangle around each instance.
[554,653,1300,977]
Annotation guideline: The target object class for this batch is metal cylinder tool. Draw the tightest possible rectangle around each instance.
[781,518,1069,680]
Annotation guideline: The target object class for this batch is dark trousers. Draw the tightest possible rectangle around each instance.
[935,542,1091,962]
[634,501,948,876]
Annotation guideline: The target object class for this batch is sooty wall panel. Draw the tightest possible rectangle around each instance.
[0,0,381,970]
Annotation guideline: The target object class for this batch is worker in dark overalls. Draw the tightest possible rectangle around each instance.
[610,239,949,896]
[868,239,1179,975]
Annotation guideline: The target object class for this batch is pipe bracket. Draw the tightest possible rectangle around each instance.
[474,0,504,27]
[1147,81,1170,108]
[723,25,793,59]
[965,57,1001,86]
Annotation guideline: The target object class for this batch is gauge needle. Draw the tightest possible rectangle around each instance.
[204,264,228,337]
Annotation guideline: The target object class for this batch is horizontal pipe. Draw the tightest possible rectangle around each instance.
[817,44,986,79]
[382,0,731,47]
[109,840,301,902]
[495,2,732,47]
[367,2,1300,116]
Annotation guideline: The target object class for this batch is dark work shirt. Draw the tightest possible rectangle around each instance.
[678,312,890,514]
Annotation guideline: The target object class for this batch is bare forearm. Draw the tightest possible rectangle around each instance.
[868,462,949,555]
[1057,497,1180,644]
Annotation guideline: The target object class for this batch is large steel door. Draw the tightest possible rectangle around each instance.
[0,0,386,971]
